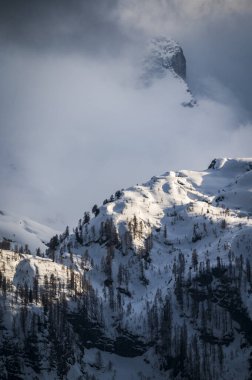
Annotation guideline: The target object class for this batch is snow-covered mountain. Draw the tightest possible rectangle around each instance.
[0,210,59,252]
[1,157,252,379]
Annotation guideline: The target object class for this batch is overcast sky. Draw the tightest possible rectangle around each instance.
[0,0,252,230]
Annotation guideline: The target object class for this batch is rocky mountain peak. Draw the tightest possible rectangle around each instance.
[141,37,186,85]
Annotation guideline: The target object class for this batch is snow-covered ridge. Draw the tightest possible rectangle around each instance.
[208,157,252,172]
[89,157,252,243]
[0,210,59,253]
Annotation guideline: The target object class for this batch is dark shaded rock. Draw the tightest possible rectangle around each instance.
[116,287,132,297]
[208,159,217,169]
[104,278,113,287]
[142,37,186,85]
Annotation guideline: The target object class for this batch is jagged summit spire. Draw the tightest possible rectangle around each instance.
[141,36,186,85]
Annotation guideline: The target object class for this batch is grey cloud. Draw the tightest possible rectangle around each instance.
[0,50,250,230]
[0,0,251,231]
[0,0,126,55]
[183,12,252,121]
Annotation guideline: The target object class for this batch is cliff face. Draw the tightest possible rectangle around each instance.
[142,37,186,84]
[170,44,186,79]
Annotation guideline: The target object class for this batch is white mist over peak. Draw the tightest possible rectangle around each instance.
[0,34,251,230]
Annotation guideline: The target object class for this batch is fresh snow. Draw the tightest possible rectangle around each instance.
[1,157,252,379]
[0,209,59,252]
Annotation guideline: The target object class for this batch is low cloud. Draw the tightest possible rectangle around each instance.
[0,47,251,229]
[0,0,124,55]
[0,0,251,230]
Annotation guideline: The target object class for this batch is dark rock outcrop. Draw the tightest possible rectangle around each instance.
[142,37,186,84]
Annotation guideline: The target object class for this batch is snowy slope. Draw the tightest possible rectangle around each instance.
[0,209,59,252]
[0,249,81,291]
[51,157,252,379]
[1,158,252,380]
[83,157,252,249]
